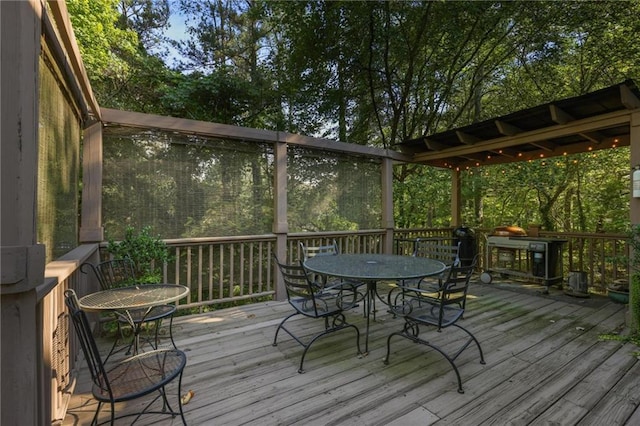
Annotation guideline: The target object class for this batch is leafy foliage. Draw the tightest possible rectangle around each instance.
[68,1,640,234]
[106,226,171,283]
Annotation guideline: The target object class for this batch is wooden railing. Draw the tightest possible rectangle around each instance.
[152,230,387,314]
[536,230,629,294]
[288,230,386,260]
[160,235,277,312]
[41,244,101,424]
[149,228,632,312]
[397,228,630,294]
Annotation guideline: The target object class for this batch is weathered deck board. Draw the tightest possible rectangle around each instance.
[63,281,638,426]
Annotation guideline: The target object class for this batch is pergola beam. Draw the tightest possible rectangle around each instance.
[101,108,412,162]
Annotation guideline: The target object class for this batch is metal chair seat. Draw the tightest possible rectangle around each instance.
[407,303,465,328]
[93,349,186,403]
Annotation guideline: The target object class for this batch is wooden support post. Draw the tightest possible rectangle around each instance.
[381,158,395,254]
[273,140,288,300]
[451,169,461,227]
[629,111,640,332]
[1,1,48,424]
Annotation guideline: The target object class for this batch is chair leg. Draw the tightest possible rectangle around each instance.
[298,322,360,374]
[146,316,176,350]
[452,323,486,365]
[90,401,103,426]
[177,370,187,425]
[272,311,299,346]
[151,319,160,350]
[274,310,361,373]
[384,324,477,394]
[166,315,177,349]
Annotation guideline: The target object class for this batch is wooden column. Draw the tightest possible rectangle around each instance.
[451,169,462,227]
[273,140,288,300]
[381,158,395,254]
[0,1,47,425]
[630,111,640,331]
[79,122,104,242]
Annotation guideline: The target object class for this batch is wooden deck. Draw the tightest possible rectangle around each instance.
[62,280,640,425]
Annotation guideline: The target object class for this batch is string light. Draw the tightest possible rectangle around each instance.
[438,148,605,173]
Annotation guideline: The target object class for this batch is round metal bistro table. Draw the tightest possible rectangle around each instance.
[78,284,189,354]
[304,254,446,353]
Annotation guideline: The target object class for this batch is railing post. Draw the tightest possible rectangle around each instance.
[382,158,394,254]
[273,139,288,300]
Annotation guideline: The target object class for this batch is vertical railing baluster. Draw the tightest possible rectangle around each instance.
[219,244,224,300]
[208,243,214,303]
[197,245,203,303]
[249,242,253,294]
[175,247,181,285]
[258,241,264,293]
[239,243,245,296]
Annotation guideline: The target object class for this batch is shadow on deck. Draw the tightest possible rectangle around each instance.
[63,280,640,425]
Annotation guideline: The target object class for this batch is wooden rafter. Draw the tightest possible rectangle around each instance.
[495,120,522,136]
[456,131,481,145]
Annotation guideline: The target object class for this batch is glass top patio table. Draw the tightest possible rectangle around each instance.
[304,254,446,354]
[303,253,446,281]
[78,284,189,311]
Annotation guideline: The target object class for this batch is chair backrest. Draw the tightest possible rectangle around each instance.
[397,255,478,330]
[414,238,461,267]
[81,258,137,290]
[64,289,111,395]
[300,240,339,260]
[273,255,327,316]
[439,254,479,306]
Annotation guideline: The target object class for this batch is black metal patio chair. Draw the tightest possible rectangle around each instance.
[64,289,187,425]
[384,257,485,393]
[81,258,177,359]
[272,255,362,373]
